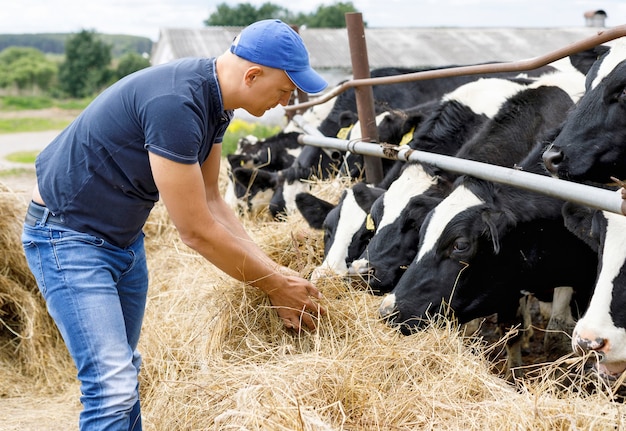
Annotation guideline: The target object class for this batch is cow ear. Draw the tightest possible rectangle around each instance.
[481,210,504,254]
[227,154,253,169]
[351,182,386,212]
[232,167,277,188]
[338,110,358,128]
[400,112,426,137]
[561,201,600,252]
[295,192,335,230]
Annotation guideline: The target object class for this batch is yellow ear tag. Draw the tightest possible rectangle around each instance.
[366,213,375,231]
[398,126,416,146]
[336,124,354,140]
[240,159,245,166]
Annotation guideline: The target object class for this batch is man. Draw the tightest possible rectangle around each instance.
[21,19,327,431]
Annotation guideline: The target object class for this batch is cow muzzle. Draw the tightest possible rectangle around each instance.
[542,144,564,176]
[572,330,626,379]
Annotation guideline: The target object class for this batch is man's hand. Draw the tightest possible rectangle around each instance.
[266,274,326,332]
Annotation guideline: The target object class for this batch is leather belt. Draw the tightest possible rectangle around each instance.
[24,201,66,226]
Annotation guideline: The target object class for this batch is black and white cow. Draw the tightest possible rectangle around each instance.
[298,77,529,282]
[292,106,435,280]
[225,131,305,214]
[539,39,626,380]
[349,68,586,294]
[270,112,391,219]
[560,198,626,379]
[542,40,624,184]
[296,181,386,282]
[233,63,555,219]
[224,95,338,215]
[378,143,597,347]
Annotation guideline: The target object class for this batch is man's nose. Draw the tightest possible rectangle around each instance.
[278,91,293,106]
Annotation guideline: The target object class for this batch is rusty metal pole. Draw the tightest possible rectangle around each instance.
[345,12,383,184]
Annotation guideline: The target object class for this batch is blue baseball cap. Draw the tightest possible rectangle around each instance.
[230,19,328,94]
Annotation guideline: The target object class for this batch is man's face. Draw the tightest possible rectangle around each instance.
[244,66,296,117]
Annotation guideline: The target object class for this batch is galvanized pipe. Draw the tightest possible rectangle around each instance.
[293,120,624,215]
[285,24,626,113]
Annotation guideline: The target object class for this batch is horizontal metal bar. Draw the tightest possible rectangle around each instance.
[285,24,626,113]
[295,130,624,216]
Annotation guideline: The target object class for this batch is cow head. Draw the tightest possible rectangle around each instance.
[347,162,448,295]
[296,182,385,282]
[378,183,514,333]
[562,199,626,380]
[379,177,596,336]
[229,167,280,216]
[543,41,626,184]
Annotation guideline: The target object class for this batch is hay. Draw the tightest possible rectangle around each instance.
[137,191,626,430]
[0,183,74,395]
[0,183,38,287]
[2,173,626,429]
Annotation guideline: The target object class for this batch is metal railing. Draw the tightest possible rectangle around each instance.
[285,24,626,113]
[293,115,624,216]
[285,23,626,215]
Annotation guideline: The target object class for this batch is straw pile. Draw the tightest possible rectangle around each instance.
[0,183,74,396]
[1,171,626,429]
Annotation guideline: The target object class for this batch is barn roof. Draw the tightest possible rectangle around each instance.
[151,26,606,70]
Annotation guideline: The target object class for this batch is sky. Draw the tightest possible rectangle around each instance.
[1,0,625,42]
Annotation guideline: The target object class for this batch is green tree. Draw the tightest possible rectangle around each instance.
[204,2,361,28]
[0,47,57,92]
[58,30,113,97]
[305,2,360,28]
[115,52,150,80]
[205,2,294,26]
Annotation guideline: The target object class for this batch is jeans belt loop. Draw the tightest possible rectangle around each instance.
[41,207,51,225]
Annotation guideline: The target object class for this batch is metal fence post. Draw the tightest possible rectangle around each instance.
[345,12,383,184]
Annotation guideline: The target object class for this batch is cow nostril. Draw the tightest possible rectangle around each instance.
[347,261,376,290]
[541,146,564,173]
[574,336,607,355]
[379,294,397,319]
[347,260,374,277]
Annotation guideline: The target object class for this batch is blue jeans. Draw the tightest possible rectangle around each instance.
[22,203,148,431]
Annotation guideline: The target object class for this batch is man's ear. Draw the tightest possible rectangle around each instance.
[244,66,262,86]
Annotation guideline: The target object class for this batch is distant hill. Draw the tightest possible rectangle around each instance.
[0,33,153,57]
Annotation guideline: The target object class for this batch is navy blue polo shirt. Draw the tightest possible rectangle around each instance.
[36,57,233,247]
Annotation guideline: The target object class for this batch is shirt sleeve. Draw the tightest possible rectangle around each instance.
[142,93,205,164]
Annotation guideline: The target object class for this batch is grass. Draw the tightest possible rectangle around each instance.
[0,95,91,111]
[0,96,283,160]
[0,95,89,134]
[6,151,38,164]
[0,167,33,177]
[0,118,73,134]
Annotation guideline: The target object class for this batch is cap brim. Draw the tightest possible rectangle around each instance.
[286,69,328,94]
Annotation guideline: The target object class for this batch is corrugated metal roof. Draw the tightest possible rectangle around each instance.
[151,26,606,70]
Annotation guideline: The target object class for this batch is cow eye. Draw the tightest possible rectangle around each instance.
[620,88,626,102]
[453,238,470,253]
